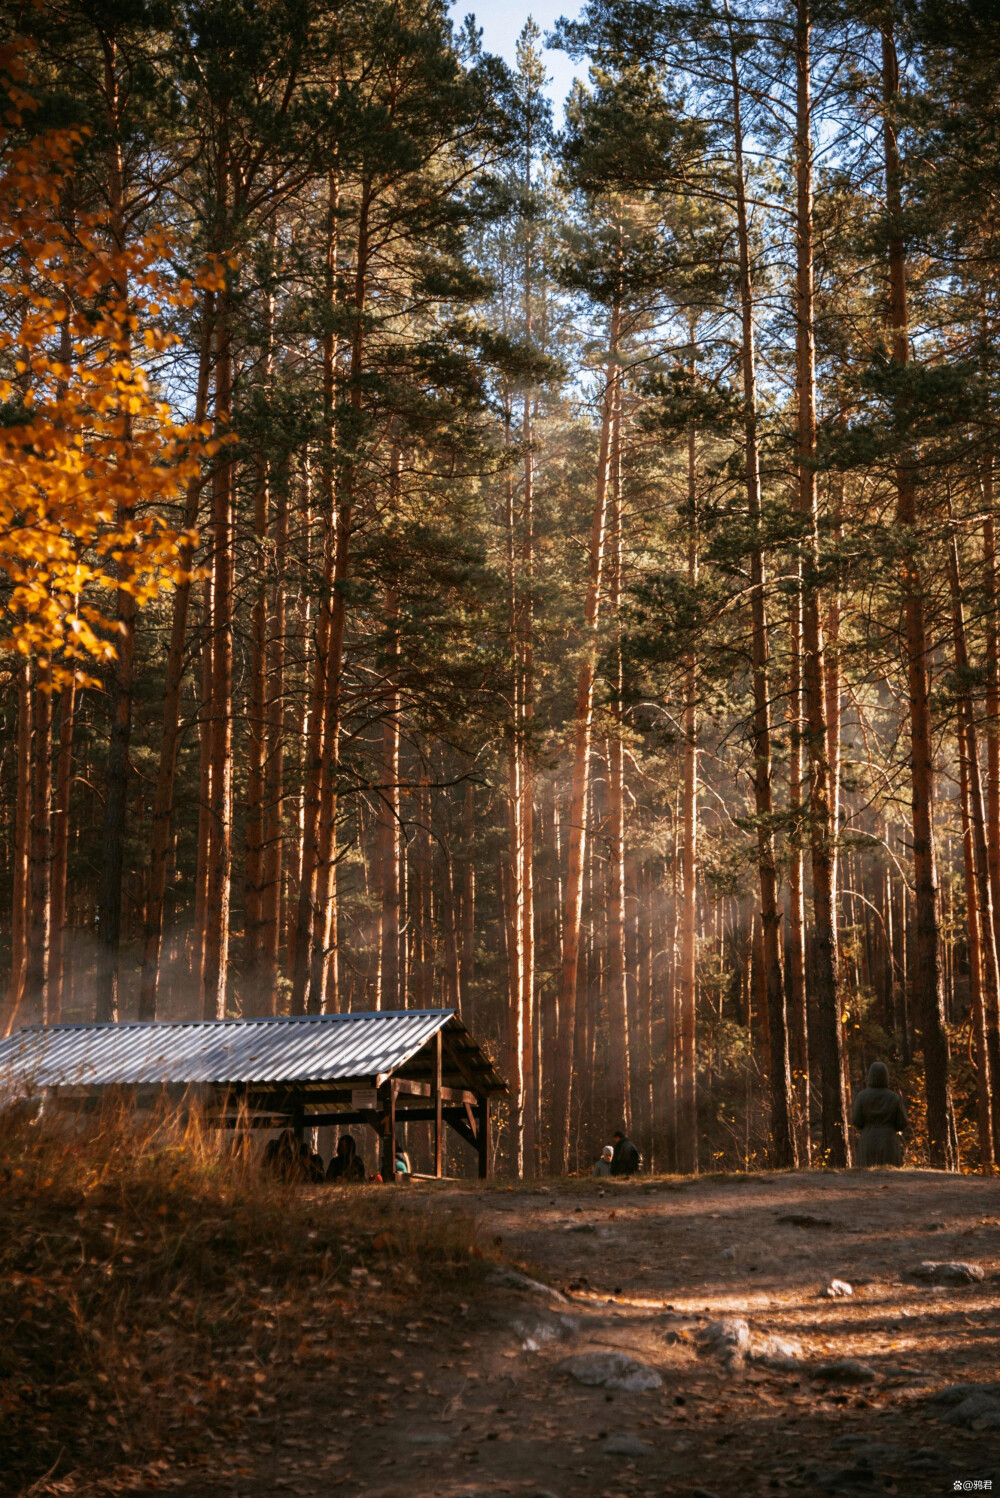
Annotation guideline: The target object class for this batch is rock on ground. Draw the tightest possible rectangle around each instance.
[811,1358,877,1384]
[697,1317,752,1368]
[558,1350,663,1391]
[906,1260,984,1284]
[601,1432,654,1457]
[510,1310,579,1350]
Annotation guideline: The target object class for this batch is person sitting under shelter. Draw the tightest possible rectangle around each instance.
[327,1133,365,1183]
[593,1145,614,1177]
[851,1061,907,1167]
[610,1129,640,1176]
[263,1128,298,1178]
[263,1129,324,1182]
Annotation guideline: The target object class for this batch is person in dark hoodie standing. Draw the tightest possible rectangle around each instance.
[851,1062,907,1166]
[610,1128,640,1176]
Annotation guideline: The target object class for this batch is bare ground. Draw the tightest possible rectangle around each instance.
[46,1168,1000,1498]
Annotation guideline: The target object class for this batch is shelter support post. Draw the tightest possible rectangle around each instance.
[434,1030,443,1178]
[477,1093,490,1180]
[378,1080,397,1182]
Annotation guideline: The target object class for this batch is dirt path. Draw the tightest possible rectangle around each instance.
[127,1169,1000,1498]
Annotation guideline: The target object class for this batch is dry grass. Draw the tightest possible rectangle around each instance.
[0,1095,491,1497]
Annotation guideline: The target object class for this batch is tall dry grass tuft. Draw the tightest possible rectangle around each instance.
[0,1094,493,1496]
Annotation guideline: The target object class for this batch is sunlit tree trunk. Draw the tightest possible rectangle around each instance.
[553,296,619,1174]
[460,777,475,1015]
[94,37,136,1024]
[25,665,52,1022]
[606,368,630,1134]
[377,586,401,1011]
[3,662,32,1030]
[50,673,76,1023]
[981,482,1000,953]
[787,567,810,1161]
[678,421,699,1174]
[881,22,955,1165]
[202,271,235,1022]
[727,10,797,1168]
[794,0,844,1162]
[193,574,213,993]
[261,466,288,1007]
[139,292,213,1020]
[957,716,995,1169]
[245,221,279,1005]
[948,532,1000,1159]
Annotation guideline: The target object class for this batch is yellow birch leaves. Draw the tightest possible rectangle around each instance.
[0,40,221,683]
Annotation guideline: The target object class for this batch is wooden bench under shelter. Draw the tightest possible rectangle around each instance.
[0,1008,506,1181]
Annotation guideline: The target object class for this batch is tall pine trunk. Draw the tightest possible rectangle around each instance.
[795,0,845,1162]
[552,297,619,1174]
[678,421,699,1173]
[787,568,810,1160]
[377,586,401,1011]
[202,280,235,1022]
[25,667,52,1022]
[138,293,213,1020]
[881,23,955,1165]
[3,662,32,1031]
[981,484,1000,954]
[261,468,288,1006]
[728,12,797,1168]
[957,715,995,1168]
[94,36,137,1025]
[948,532,1000,1158]
[50,675,76,1022]
[605,365,630,1133]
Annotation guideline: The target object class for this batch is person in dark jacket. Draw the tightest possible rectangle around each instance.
[851,1061,907,1166]
[610,1129,640,1176]
[326,1133,365,1183]
[263,1128,298,1178]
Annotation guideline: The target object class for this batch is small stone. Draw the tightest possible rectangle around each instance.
[558,1351,663,1392]
[752,1333,804,1370]
[941,1391,1000,1427]
[697,1317,752,1369]
[823,1279,853,1298]
[929,1382,1000,1406]
[720,1246,737,1260]
[906,1260,984,1285]
[811,1359,877,1384]
[602,1433,654,1457]
[776,1212,835,1228]
[511,1311,579,1351]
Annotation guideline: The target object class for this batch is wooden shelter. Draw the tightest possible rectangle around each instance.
[0,1008,506,1181]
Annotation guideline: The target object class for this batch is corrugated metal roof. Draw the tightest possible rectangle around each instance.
[0,1008,505,1093]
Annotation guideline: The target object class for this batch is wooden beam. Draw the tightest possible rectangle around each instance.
[441,1031,486,1096]
[433,1030,443,1178]
[210,1105,473,1130]
[394,1079,478,1105]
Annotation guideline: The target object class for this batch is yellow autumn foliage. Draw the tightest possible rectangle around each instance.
[0,40,222,683]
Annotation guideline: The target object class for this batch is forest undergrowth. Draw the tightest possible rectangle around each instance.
[0,1100,491,1496]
